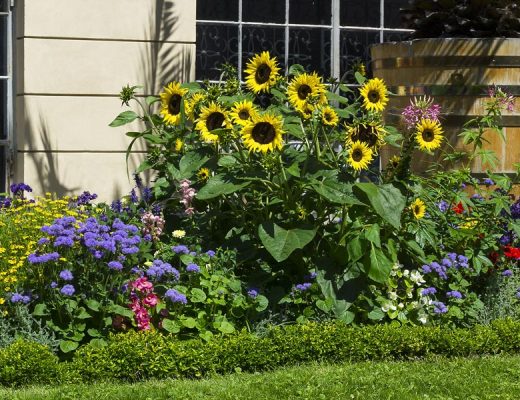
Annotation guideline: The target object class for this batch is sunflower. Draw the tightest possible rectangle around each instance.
[241,113,284,153]
[174,138,183,152]
[411,198,426,220]
[347,141,373,171]
[230,100,258,126]
[320,106,339,127]
[195,102,232,143]
[185,92,206,121]
[160,82,189,125]
[388,155,401,169]
[287,72,327,113]
[359,78,389,112]
[244,51,281,94]
[415,118,443,152]
[346,122,386,151]
[197,167,210,181]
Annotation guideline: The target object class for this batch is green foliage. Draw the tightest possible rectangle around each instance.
[3,320,520,387]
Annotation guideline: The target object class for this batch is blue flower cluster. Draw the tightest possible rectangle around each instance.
[432,301,448,314]
[10,292,31,304]
[437,200,449,213]
[164,288,187,304]
[186,263,200,273]
[29,216,142,268]
[511,199,520,220]
[74,191,98,206]
[10,183,32,196]
[446,290,463,299]
[421,253,469,279]
[146,259,180,281]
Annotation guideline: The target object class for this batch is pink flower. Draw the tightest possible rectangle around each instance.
[142,293,159,307]
[131,276,154,293]
[129,298,141,312]
[401,96,441,130]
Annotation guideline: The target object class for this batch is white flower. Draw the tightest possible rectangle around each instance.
[173,230,186,238]
[388,291,398,301]
[418,312,428,324]
[410,301,419,309]
[403,269,410,277]
[398,302,405,309]
[410,270,425,285]
[382,302,397,312]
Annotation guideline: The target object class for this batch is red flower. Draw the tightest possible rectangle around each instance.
[489,251,500,265]
[452,201,464,214]
[504,246,520,260]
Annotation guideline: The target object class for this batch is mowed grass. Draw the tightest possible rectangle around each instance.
[2,355,520,400]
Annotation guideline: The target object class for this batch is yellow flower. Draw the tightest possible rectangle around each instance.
[0,298,4,305]
[241,113,284,153]
[411,198,426,220]
[346,122,386,152]
[195,102,232,143]
[160,81,188,126]
[388,155,401,169]
[244,51,281,94]
[287,72,327,113]
[185,92,205,121]
[347,141,373,171]
[230,100,258,126]
[197,167,210,182]
[415,118,443,152]
[172,230,186,239]
[320,106,339,127]
[359,77,389,112]
[174,138,184,152]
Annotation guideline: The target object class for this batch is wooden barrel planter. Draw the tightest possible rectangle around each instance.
[371,38,520,175]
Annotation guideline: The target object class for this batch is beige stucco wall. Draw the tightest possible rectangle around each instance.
[14,0,196,200]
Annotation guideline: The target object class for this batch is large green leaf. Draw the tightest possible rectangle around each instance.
[367,245,393,283]
[197,175,250,200]
[109,110,139,127]
[310,180,361,205]
[353,183,405,228]
[59,340,79,353]
[258,222,316,262]
[179,151,210,178]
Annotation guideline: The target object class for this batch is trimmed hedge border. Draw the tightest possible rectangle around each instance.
[1,319,520,387]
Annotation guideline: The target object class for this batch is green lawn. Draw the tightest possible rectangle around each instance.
[2,355,520,400]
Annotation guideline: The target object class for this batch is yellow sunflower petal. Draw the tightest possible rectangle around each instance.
[347,141,373,171]
[244,51,281,94]
[160,82,188,126]
[415,118,443,152]
[241,113,284,153]
[195,102,232,143]
[359,77,389,113]
[411,198,426,220]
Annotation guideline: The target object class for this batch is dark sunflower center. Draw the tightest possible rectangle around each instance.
[297,84,312,100]
[353,126,378,147]
[414,205,421,213]
[324,112,333,122]
[422,129,434,142]
[255,64,272,85]
[206,112,225,131]
[367,90,380,103]
[168,94,182,115]
[251,122,276,144]
[352,148,363,162]
[238,110,250,120]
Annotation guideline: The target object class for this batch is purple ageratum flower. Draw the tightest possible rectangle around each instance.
[27,252,60,264]
[172,245,190,254]
[471,193,484,201]
[421,287,437,296]
[75,191,98,206]
[457,255,469,267]
[421,264,432,273]
[446,253,457,262]
[205,250,216,257]
[50,281,58,289]
[437,200,449,213]
[483,178,495,186]
[10,183,33,196]
[164,288,187,304]
[186,263,200,273]
[189,251,197,257]
[500,232,513,246]
[59,269,74,281]
[446,290,463,299]
[108,261,123,271]
[146,260,180,281]
[54,236,75,248]
[502,269,513,277]
[441,258,452,268]
[60,284,75,296]
[0,197,12,208]
[37,238,50,245]
[432,301,448,314]
[294,282,312,292]
[10,293,31,304]
[247,288,259,299]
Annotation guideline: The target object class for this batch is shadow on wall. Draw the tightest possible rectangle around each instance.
[22,113,82,197]
[21,1,191,199]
